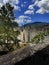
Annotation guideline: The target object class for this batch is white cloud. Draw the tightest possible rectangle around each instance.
[0,3,3,7]
[24,0,49,14]
[15,15,32,26]
[11,4,21,11]
[19,15,31,19]
[12,0,19,4]
[0,0,20,11]
[33,0,38,6]
[3,0,9,4]
[0,0,49,15]
[3,0,19,4]
[36,8,45,14]
[35,0,49,14]
[24,2,34,15]
[28,4,34,10]
[24,10,34,14]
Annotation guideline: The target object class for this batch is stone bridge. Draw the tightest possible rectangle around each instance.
[0,43,49,65]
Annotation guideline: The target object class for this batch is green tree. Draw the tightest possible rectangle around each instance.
[0,3,20,51]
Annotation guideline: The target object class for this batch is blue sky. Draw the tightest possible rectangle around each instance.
[0,0,49,26]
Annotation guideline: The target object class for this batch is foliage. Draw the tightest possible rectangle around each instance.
[0,3,20,51]
[31,30,49,44]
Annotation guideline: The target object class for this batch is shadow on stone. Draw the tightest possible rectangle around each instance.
[0,51,8,56]
[14,45,49,65]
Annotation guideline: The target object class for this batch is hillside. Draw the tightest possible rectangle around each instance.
[20,22,49,28]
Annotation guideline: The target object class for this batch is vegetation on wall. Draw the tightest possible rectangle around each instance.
[31,30,49,44]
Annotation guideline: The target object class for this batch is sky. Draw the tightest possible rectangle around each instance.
[0,0,49,26]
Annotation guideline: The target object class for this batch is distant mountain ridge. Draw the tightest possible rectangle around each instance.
[20,22,49,28]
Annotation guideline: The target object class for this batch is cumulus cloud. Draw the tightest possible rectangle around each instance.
[36,8,45,14]
[24,0,35,15]
[24,10,34,14]
[28,4,34,10]
[15,15,32,26]
[11,4,21,11]
[3,0,19,4]
[24,0,49,14]
[0,0,19,5]
[24,4,34,15]
[19,15,31,19]
[35,0,49,14]
[12,0,19,4]
[3,0,9,4]
[0,0,49,15]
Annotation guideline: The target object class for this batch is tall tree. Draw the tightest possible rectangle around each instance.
[0,3,20,51]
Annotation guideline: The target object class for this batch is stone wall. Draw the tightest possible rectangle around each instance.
[0,43,49,65]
